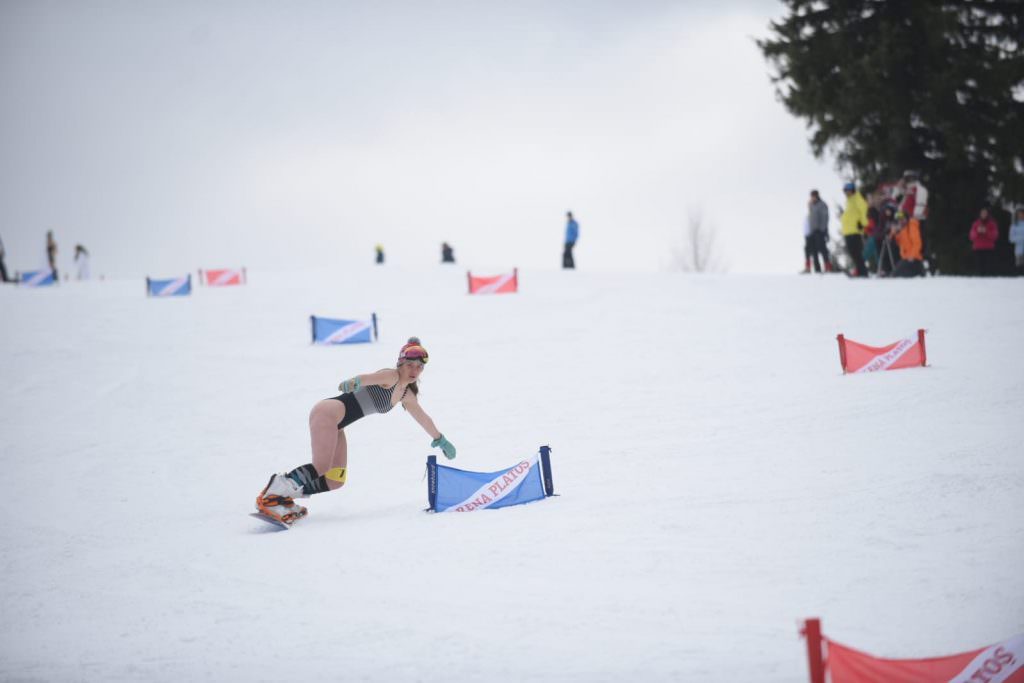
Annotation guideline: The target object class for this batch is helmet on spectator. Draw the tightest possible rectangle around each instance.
[843,182,856,192]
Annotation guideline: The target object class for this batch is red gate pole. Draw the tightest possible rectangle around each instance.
[836,334,848,374]
[801,618,826,683]
[918,328,927,367]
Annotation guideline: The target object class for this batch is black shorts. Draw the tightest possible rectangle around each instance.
[330,393,364,429]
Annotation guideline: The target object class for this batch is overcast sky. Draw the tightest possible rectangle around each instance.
[0,0,846,277]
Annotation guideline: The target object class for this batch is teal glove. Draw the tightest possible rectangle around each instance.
[338,376,362,393]
[431,434,456,460]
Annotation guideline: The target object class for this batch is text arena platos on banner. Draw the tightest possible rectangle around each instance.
[801,619,1024,683]
[837,329,927,374]
[311,314,378,345]
[18,270,56,287]
[467,268,518,295]
[829,636,1024,683]
[199,268,246,286]
[427,446,555,512]
[146,275,192,297]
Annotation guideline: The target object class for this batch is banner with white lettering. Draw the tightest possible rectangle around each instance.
[826,633,1024,683]
[837,330,927,374]
[468,268,518,295]
[427,447,554,512]
[19,269,56,287]
[146,275,192,297]
[202,267,245,286]
[311,314,377,345]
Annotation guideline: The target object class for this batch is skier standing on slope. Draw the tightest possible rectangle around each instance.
[255,337,456,525]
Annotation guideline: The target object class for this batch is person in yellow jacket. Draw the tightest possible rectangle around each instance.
[890,211,924,278]
[840,182,869,277]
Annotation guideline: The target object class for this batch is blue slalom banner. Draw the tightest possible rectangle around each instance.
[19,270,56,287]
[427,446,555,512]
[147,275,192,297]
[311,313,378,345]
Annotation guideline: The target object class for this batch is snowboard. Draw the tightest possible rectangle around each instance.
[250,512,291,531]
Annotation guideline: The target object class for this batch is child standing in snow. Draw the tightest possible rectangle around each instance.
[255,338,456,525]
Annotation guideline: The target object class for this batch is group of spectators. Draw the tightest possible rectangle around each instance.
[0,231,91,283]
[803,171,1024,277]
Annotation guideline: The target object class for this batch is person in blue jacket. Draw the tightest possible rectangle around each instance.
[563,211,579,269]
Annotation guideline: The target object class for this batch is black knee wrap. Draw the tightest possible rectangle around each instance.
[287,463,331,495]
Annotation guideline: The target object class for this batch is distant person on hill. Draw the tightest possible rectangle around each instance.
[46,230,58,279]
[968,207,999,276]
[839,182,869,277]
[804,189,830,273]
[375,244,385,264]
[563,211,579,269]
[0,233,9,282]
[890,211,924,278]
[441,242,455,263]
[253,338,456,527]
[1009,207,1024,276]
[74,244,90,280]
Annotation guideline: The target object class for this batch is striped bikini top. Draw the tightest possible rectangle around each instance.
[352,382,409,417]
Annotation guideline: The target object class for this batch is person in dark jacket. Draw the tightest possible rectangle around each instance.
[441,242,455,263]
[0,234,9,282]
[875,204,900,275]
[46,230,58,279]
[805,190,830,273]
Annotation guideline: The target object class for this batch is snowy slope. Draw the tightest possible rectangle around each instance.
[1,267,1022,682]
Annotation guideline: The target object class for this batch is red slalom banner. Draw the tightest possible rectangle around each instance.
[837,329,927,374]
[801,619,1024,683]
[199,268,246,286]
[467,268,518,295]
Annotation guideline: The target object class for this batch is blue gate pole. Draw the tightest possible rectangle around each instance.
[539,445,554,496]
[426,455,438,510]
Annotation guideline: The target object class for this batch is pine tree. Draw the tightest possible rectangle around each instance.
[759,1,1024,273]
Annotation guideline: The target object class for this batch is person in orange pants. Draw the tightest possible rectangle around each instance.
[890,211,924,278]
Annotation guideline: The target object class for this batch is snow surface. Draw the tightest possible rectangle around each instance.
[1,267,1022,682]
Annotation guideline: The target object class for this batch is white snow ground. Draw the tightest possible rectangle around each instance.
[1,267,1022,682]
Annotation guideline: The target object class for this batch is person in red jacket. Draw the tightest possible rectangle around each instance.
[969,207,999,276]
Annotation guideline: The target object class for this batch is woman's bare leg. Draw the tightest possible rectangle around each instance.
[309,400,344,476]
